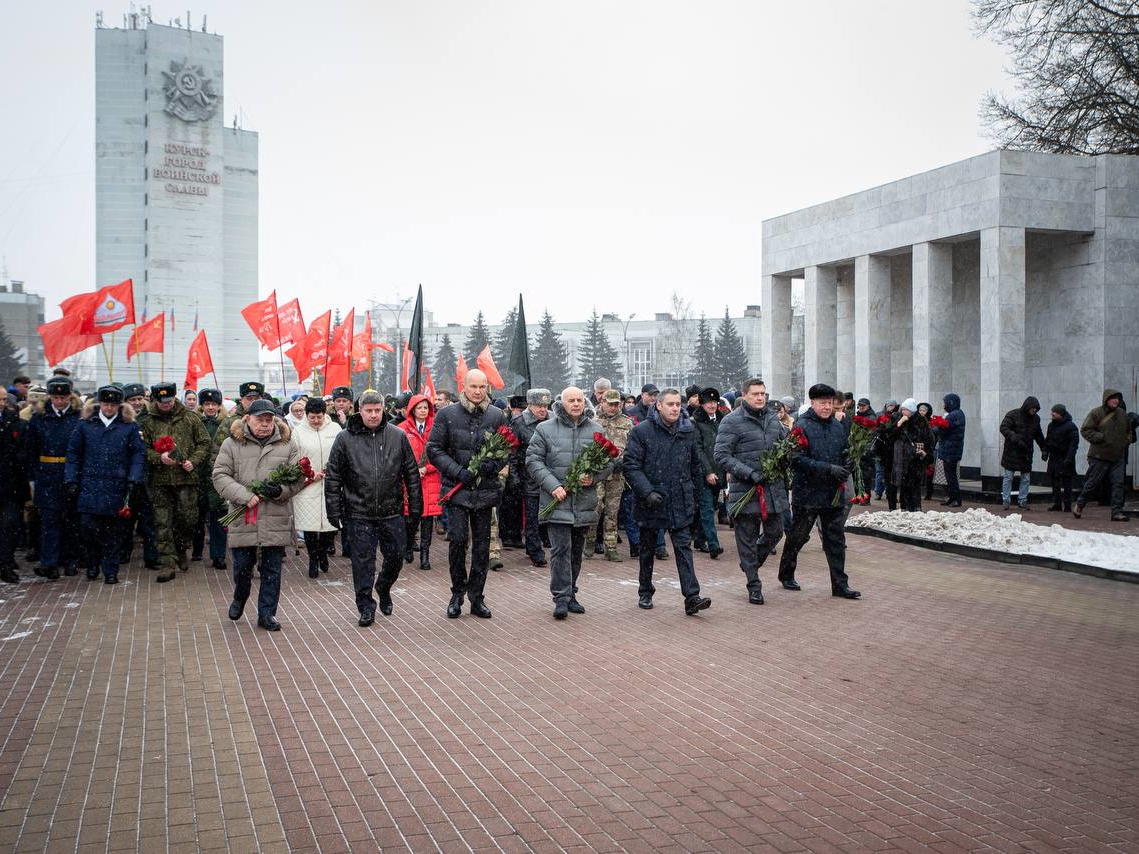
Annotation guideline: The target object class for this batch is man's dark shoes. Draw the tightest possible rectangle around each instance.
[832,587,861,599]
[319,555,328,572]
[228,600,245,620]
[946,500,962,507]
[404,549,414,564]
[42,566,59,581]
[257,615,281,631]
[0,567,18,584]
[470,600,492,619]
[567,599,585,614]
[211,559,227,570]
[490,558,504,571]
[781,579,801,591]
[553,602,568,620]
[1111,512,1130,522]
[358,609,375,627]
[1019,504,1031,512]
[63,566,78,577]
[191,553,203,562]
[105,573,118,585]
[709,546,723,559]
[749,590,764,605]
[637,594,653,610]
[1048,503,1062,512]
[655,548,668,560]
[86,567,99,580]
[629,543,639,558]
[156,569,176,583]
[378,591,393,616]
[594,542,605,555]
[446,594,463,618]
[685,596,712,616]
[530,557,547,568]
[308,563,319,579]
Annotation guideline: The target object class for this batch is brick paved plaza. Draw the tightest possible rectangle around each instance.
[0,507,1136,853]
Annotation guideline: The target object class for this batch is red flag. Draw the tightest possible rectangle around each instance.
[39,314,102,366]
[277,297,306,346]
[456,354,469,394]
[322,308,355,392]
[184,330,215,391]
[376,341,395,353]
[241,291,281,350]
[61,279,136,335]
[126,313,165,361]
[400,340,413,392]
[422,367,437,402]
[352,312,374,374]
[476,345,505,390]
[285,310,332,383]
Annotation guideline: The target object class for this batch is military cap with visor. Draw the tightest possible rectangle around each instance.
[46,377,73,395]
[122,383,146,400]
[238,381,265,398]
[198,388,222,405]
[151,382,177,401]
[331,386,353,401]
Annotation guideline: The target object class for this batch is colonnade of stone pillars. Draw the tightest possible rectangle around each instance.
[764,226,1026,477]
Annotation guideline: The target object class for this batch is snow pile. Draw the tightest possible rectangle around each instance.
[847,508,1139,574]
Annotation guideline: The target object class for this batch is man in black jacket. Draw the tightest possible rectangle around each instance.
[427,369,507,619]
[1043,403,1079,512]
[325,391,423,626]
[776,383,860,599]
[0,387,29,583]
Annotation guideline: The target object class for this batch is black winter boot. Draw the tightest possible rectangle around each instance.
[419,517,433,570]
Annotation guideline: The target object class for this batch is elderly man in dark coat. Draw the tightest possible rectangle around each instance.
[999,396,1046,511]
[1042,403,1079,513]
[65,386,146,583]
[622,388,712,616]
[526,386,613,620]
[777,383,860,599]
[714,378,789,605]
[1074,389,1136,521]
[426,369,507,619]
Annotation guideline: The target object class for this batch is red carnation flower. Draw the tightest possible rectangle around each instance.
[593,432,605,443]
[117,505,132,519]
[153,436,175,454]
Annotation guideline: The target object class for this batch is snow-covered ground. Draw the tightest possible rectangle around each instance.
[847,508,1139,575]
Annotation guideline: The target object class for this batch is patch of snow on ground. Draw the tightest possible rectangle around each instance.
[847,508,1139,574]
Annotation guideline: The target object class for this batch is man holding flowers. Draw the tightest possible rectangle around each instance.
[426,369,508,619]
[213,399,306,631]
[776,383,861,600]
[141,382,211,584]
[526,387,616,620]
[713,378,789,605]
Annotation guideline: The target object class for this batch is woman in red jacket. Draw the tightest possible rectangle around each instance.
[399,393,441,569]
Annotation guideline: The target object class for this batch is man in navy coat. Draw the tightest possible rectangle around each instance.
[66,386,146,583]
[25,377,82,579]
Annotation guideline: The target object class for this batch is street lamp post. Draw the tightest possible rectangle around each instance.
[622,313,636,392]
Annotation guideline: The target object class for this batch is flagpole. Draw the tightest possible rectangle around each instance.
[100,340,113,379]
[108,330,116,382]
[272,292,288,398]
[132,326,143,383]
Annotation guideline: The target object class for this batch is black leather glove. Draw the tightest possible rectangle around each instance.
[479,458,502,478]
[1041,451,1049,462]
[827,464,849,481]
[260,482,283,499]
[749,469,765,485]
[66,482,80,500]
[645,491,664,510]
[460,468,477,486]
[328,516,340,531]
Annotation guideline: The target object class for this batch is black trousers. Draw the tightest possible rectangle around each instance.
[731,511,784,594]
[303,530,337,564]
[777,505,851,592]
[522,494,545,561]
[446,505,493,601]
[344,517,405,614]
[81,513,124,578]
[637,526,700,603]
[943,459,960,502]
[499,490,523,544]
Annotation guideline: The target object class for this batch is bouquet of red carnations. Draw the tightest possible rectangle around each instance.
[440,425,520,505]
[845,415,879,505]
[729,426,807,519]
[220,456,316,527]
[152,435,182,462]
[928,414,950,431]
[539,432,619,520]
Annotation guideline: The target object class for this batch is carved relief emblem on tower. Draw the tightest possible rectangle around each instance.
[161,58,219,122]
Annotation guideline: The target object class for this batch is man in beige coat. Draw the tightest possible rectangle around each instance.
[212,399,304,631]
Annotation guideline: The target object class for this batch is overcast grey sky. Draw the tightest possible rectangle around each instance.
[0,1,1011,328]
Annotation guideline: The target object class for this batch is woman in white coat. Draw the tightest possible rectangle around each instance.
[291,397,342,577]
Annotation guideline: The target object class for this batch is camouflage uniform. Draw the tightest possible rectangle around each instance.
[141,392,211,580]
[595,398,634,557]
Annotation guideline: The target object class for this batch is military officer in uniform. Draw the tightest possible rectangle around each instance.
[329,386,355,428]
[195,389,229,569]
[26,377,83,579]
[120,382,159,568]
[141,382,211,583]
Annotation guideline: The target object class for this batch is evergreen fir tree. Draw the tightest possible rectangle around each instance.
[492,307,517,368]
[692,314,716,387]
[432,334,458,391]
[530,311,570,391]
[0,317,22,384]
[463,311,491,361]
[712,307,748,391]
[576,309,621,388]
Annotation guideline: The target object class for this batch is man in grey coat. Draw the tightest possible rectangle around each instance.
[526,387,613,620]
[714,378,789,605]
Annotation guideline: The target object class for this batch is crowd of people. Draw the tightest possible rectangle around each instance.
[1,368,1134,629]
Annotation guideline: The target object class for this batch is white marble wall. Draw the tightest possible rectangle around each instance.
[889,254,913,401]
[950,242,981,471]
[761,275,792,396]
[836,266,855,393]
[803,265,837,401]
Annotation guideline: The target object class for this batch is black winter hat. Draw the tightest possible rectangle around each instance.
[238,381,265,398]
[151,382,177,401]
[96,385,123,403]
[46,377,73,395]
[198,389,222,405]
[122,383,146,399]
[1051,403,1067,415]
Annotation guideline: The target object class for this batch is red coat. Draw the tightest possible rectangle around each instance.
[399,394,441,516]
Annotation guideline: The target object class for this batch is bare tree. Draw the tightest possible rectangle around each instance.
[975,0,1139,155]
[653,292,696,386]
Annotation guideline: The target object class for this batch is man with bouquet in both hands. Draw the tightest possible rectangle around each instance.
[426,369,508,619]
[140,382,211,584]
[323,391,422,627]
[212,399,308,631]
[776,383,861,600]
[526,387,616,620]
[714,378,789,605]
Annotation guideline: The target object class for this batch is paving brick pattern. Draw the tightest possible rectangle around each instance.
[1,499,1137,852]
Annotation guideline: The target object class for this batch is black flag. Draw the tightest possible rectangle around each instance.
[406,284,424,393]
[506,294,531,395]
